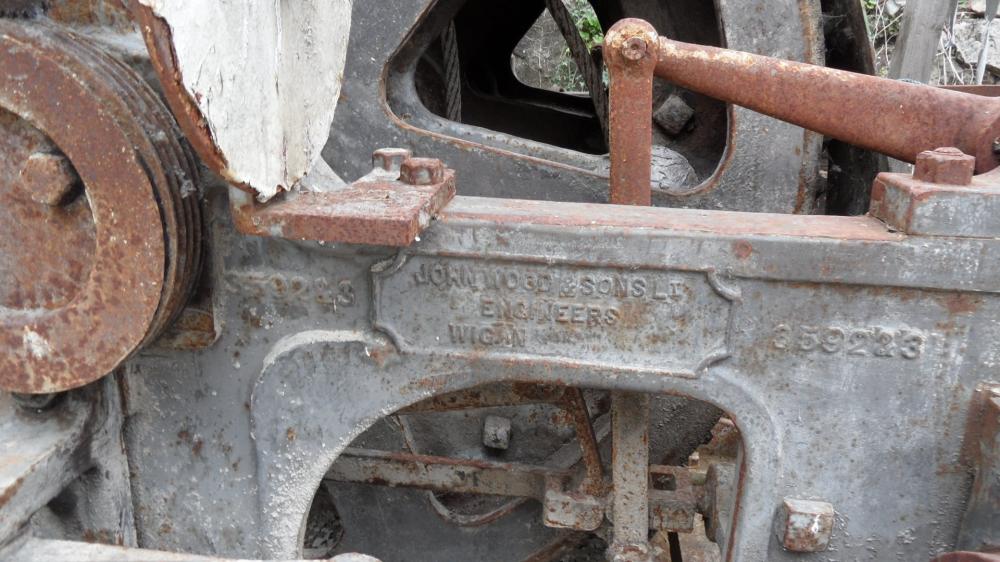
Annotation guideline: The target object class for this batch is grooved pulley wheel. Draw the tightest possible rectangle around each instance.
[0,20,201,393]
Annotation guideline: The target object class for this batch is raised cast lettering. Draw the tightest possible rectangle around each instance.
[377,257,736,376]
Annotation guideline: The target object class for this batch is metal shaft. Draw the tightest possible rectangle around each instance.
[605,19,658,206]
[609,391,652,561]
[653,36,1000,174]
[604,23,664,559]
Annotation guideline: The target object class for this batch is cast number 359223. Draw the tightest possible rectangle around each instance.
[772,324,925,359]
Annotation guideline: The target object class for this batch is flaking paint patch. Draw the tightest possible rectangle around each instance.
[136,0,352,200]
[22,328,51,359]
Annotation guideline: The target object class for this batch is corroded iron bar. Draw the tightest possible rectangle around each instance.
[653,36,1000,174]
[562,387,605,496]
[605,19,658,206]
[609,391,652,561]
[325,448,569,499]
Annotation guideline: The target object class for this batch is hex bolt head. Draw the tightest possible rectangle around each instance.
[17,152,79,206]
[482,415,512,450]
[913,147,976,186]
[774,498,835,552]
[372,148,412,174]
[400,157,445,186]
[622,36,649,61]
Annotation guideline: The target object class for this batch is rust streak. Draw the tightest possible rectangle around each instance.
[0,476,24,508]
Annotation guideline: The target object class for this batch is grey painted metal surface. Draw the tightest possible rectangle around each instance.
[2,4,1000,562]
[74,185,996,561]
[4,174,1000,560]
[3,169,999,560]
[608,392,652,561]
[0,380,134,550]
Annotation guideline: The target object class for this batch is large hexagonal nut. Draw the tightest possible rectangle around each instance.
[17,152,79,206]
[913,147,976,186]
[774,498,835,552]
[372,148,412,174]
[400,157,445,186]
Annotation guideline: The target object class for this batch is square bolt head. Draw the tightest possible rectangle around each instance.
[482,414,512,450]
[372,148,412,173]
[914,147,976,186]
[18,152,79,206]
[774,498,835,552]
[653,94,695,136]
[400,157,445,186]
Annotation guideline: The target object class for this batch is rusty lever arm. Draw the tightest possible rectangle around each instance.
[653,37,1000,174]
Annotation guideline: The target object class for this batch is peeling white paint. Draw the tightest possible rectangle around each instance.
[138,0,353,200]
[22,329,51,359]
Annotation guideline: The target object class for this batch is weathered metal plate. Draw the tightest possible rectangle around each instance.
[374,256,737,375]
[870,171,1000,237]
[232,177,456,247]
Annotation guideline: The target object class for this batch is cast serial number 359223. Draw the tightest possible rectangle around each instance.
[771,324,926,359]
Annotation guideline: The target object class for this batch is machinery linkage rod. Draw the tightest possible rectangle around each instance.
[604,18,1000,205]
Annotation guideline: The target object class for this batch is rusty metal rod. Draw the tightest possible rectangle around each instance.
[609,391,652,561]
[325,448,570,499]
[561,388,605,495]
[605,19,659,206]
[328,448,701,535]
[652,36,1000,174]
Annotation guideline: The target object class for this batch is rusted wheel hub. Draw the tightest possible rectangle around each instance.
[0,20,201,393]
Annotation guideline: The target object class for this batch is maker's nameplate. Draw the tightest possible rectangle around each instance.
[374,257,736,375]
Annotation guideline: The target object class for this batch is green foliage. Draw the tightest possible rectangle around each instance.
[552,62,582,90]
[551,0,604,91]
[861,0,904,53]
[569,1,604,51]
